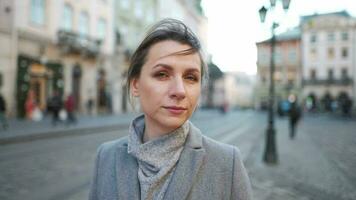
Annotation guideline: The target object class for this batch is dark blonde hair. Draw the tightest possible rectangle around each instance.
[126,18,208,103]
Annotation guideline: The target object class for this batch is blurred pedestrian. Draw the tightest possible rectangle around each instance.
[65,93,77,125]
[341,97,352,117]
[89,19,252,200]
[0,93,8,130]
[220,100,229,114]
[86,98,94,116]
[31,105,43,122]
[288,95,301,139]
[25,89,36,120]
[49,91,62,126]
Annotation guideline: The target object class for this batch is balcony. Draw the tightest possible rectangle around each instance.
[57,30,102,58]
[303,77,353,86]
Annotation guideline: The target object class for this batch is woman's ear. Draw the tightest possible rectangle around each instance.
[131,78,140,97]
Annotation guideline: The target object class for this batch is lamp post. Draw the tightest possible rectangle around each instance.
[259,0,291,164]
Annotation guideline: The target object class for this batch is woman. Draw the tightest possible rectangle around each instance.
[89,19,252,200]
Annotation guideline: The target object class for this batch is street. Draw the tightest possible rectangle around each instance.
[0,110,355,200]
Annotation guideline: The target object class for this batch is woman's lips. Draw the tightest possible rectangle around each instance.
[163,106,187,114]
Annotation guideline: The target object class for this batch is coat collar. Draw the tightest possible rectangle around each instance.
[115,121,205,199]
[164,122,206,199]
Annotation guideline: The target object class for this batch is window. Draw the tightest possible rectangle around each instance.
[273,48,282,64]
[274,72,281,82]
[258,48,269,64]
[62,4,73,30]
[97,18,107,40]
[310,69,316,80]
[328,69,334,80]
[288,80,294,86]
[327,32,335,41]
[341,68,348,79]
[341,32,348,41]
[310,34,317,43]
[327,48,334,59]
[288,49,296,63]
[310,48,317,60]
[79,11,89,36]
[31,0,45,25]
[341,47,348,58]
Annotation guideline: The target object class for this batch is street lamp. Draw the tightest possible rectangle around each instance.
[259,0,291,164]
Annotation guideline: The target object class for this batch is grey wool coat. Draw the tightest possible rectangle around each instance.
[89,123,252,200]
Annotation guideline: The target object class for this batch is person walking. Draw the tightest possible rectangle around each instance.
[49,91,62,126]
[65,93,76,125]
[289,95,301,139]
[25,89,36,120]
[89,19,252,200]
[86,98,94,116]
[0,93,8,130]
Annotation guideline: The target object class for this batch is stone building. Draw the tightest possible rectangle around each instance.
[301,11,356,111]
[256,27,302,109]
[0,0,116,117]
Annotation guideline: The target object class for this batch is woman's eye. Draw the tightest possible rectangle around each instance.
[185,74,198,82]
[154,71,169,79]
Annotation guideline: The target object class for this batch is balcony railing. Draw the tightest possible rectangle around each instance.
[57,30,102,58]
[303,77,353,86]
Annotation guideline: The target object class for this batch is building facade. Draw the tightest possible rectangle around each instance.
[1,0,208,117]
[0,0,116,117]
[256,27,302,109]
[301,11,356,111]
[213,72,255,109]
[0,0,16,116]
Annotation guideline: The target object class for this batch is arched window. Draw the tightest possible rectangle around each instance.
[31,0,45,25]
[97,18,107,40]
[62,4,73,30]
[79,11,89,36]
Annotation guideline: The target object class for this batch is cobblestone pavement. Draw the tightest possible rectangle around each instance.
[0,110,355,200]
[245,114,356,200]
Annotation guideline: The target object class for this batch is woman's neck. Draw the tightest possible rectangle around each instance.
[143,126,167,143]
[143,121,177,143]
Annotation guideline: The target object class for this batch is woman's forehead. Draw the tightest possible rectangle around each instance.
[148,41,191,56]
[145,40,201,68]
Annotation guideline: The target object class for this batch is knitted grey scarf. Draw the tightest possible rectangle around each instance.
[128,115,190,200]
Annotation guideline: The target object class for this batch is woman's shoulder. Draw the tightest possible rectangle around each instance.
[97,136,129,155]
[202,135,241,158]
[189,122,242,162]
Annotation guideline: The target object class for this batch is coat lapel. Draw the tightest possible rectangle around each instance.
[115,144,141,199]
[164,123,206,200]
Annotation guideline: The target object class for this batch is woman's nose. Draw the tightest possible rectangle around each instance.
[169,77,186,100]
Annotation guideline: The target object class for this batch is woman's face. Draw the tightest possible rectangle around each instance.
[131,40,201,133]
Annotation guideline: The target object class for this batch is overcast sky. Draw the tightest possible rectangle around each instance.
[202,0,356,75]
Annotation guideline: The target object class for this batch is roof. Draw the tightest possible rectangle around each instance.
[257,27,301,44]
[300,10,351,24]
[275,27,301,41]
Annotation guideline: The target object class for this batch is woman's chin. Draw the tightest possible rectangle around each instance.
[160,116,187,131]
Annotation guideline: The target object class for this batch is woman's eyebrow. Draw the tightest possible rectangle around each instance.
[185,68,200,73]
[153,63,173,70]
[153,64,200,74]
